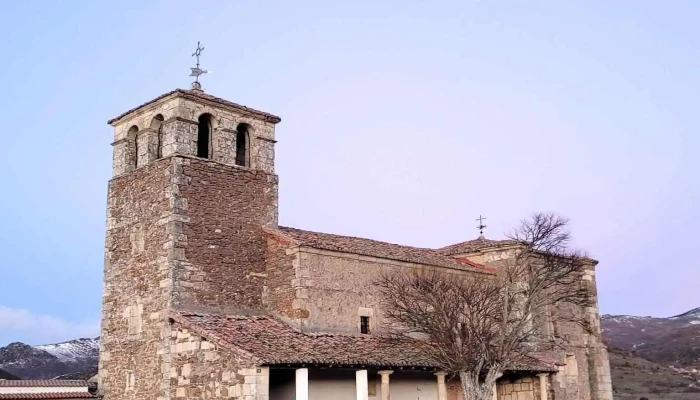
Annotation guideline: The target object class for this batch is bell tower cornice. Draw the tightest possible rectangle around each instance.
[108,89,281,126]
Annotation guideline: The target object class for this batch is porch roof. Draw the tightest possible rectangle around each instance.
[171,312,558,372]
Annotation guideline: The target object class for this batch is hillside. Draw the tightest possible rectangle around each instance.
[0,368,20,380]
[609,347,700,400]
[0,337,99,379]
[602,307,700,370]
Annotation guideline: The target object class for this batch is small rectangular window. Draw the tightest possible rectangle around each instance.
[360,316,370,334]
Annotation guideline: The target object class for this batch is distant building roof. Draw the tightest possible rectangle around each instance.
[265,226,491,273]
[107,88,282,125]
[438,236,520,255]
[0,381,87,388]
[0,380,93,400]
[171,312,558,372]
[0,393,94,400]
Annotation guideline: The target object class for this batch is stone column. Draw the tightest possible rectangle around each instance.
[356,370,369,400]
[161,117,198,158]
[435,371,447,400]
[538,373,548,400]
[213,127,236,165]
[378,370,392,400]
[111,138,131,176]
[296,368,309,400]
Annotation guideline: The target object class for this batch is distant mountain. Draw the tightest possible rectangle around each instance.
[35,338,99,365]
[0,337,99,379]
[602,306,700,370]
[55,365,98,380]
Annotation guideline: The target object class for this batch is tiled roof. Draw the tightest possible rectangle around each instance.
[107,89,281,125]
[0,381,87,388]
[438,236,520,255]
[0,393,93,399]
[171,312,558,372]
[265,226,491,274]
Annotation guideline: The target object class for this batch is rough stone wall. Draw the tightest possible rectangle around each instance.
[496,376,537,400]
[264,236,307,320]
[100,155,279,400]
[110,94,277,177]
[547,265,612,400]
[172,157,278,312]
[580,266,613,400]
[100,158,175,400]
[547,301,590,399]
[170,324,268,400]
[274,249,476,333]
[469,247,612,400]
[102,91,281,400]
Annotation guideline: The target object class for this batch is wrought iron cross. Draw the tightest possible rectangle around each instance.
[189,41,208,88]
[476,215,487,236]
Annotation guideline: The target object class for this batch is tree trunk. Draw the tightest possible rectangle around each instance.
[458,371,497,400]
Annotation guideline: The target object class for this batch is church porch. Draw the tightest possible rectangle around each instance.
[268,366,448,400]
[169,313,557,400]
[266,366,551,400]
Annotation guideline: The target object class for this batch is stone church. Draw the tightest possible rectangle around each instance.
[98,87,613,400]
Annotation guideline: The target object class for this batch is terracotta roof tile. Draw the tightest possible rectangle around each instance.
[107,89,281,125]
[0,393,93,399]
[173,312,433,367]
[438,236,520,255]
[0,381,87,388]
[171,312,558,372]
[266,227,491,274]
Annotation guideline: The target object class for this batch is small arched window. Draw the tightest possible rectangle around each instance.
[235,123,250,167]
[128,125,139,168]
[197,114,213,159]
[151,114,165,159]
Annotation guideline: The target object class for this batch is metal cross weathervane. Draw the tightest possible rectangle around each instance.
[189,41,209,90]
[476,215,487,237]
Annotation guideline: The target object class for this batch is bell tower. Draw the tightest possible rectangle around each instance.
[98,87,281,400]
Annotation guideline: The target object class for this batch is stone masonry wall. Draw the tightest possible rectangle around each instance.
[264,235,307,320]
[170,324,268,400]
[100,158,174,400]
[496,376,538,400]
[171,157,278,313]
[277,249,479,333]
[471,248,612,400]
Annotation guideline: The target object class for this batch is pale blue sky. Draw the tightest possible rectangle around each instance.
[0,0,698,346]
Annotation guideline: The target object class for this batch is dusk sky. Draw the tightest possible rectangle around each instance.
[0,0,698,346]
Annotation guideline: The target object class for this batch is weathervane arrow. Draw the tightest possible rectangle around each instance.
[189,41,209,90]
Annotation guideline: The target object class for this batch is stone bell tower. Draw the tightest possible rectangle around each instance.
[98,88,281,400]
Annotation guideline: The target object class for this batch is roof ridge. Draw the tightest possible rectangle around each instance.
[277,225,438,251]
[107,89,281,125]
[0,380,88,387]
[270,226,493,274]
[0,393,94,400]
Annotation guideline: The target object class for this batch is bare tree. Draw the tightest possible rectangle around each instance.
[376,213,595,400]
